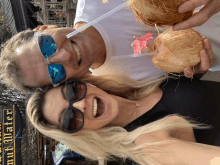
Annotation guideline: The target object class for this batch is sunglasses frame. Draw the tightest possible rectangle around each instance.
[34,32,66,87]
[60,79,87,133]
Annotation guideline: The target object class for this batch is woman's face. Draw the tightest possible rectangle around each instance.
[43,84,119,130]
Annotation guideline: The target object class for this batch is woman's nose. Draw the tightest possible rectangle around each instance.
[72,99,86,113]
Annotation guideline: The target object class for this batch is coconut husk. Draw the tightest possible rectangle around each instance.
[128,0,193,27]
[147,28,205,73]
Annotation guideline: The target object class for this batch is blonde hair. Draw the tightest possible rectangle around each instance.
[27,75,211,165]
[80,73,166,100]
[0,30,35,93]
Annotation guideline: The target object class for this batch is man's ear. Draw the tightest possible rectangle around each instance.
[33,25,58,31]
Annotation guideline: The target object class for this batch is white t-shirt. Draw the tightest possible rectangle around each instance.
[74,0,220,81]
[74,0,168,81]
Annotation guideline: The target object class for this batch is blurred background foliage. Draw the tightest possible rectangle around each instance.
[0,5,12,50]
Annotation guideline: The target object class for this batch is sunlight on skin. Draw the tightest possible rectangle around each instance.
[16,48,22,54]
[210,157,220,165]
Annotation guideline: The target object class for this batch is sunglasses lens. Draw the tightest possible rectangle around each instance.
[38,35,57,58]
[48,64,66,84]
[67,82,86,101]
[62,109,83,132]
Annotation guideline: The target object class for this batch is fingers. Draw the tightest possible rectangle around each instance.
[33,25,58,31]
[183,49,209,78]
[33,25,47,31]
[173,9,208,31]
[172,0,219,31]
[199,49,210,71]
[178,0,209,13]
[183,36,214,78]
[38,25,50,30]
[184,67,194,78]
[203,37,214,66]
[192,38,213,73]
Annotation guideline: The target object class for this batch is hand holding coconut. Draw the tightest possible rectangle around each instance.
[145,28,214,78]
[128,0,220,29]
[172,0,220,31]
[129,0,214,78]
[183,36,214,78]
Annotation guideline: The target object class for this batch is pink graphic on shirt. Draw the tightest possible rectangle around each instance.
[132,33,153,55]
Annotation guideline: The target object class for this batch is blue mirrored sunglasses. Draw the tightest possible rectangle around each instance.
[34,32,66,87]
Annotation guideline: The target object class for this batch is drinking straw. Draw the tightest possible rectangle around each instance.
[66,1,128,38]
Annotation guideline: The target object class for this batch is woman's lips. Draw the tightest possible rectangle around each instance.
[92,96,105,118]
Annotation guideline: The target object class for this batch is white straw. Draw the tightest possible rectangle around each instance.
[66,1,128,38]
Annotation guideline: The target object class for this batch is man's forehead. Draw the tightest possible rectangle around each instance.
[16,40,44,65]
[16,37,35,53]
[15,36,51,87]
[16,44,46,76]
[17,56,49,87]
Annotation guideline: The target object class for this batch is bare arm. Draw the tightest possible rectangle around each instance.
[135,132,220,165]
[134,116,220,165]
[74,21,87,29]
[183,36,214,79]
[168,138,220,165]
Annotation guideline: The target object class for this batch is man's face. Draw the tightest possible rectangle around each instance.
[16,27,99,87]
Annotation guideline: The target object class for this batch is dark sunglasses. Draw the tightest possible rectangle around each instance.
[34,32,66,87]
[60,79,87,133]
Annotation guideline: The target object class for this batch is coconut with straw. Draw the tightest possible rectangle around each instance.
[128,0,193,27]
[146,28,205,73]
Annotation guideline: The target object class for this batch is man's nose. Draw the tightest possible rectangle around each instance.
[72,99,86,113]
[49,49,74,66]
